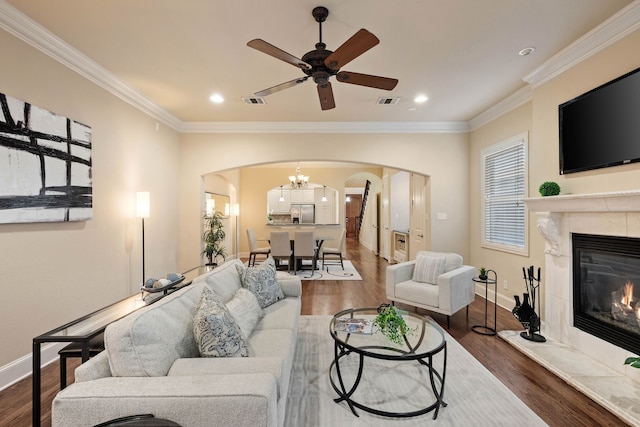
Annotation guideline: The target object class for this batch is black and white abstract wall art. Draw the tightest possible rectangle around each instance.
[0,92,92,223]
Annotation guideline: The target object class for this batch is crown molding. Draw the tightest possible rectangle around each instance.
[523,0,640,88]
[2,1,638,135]
[468,86,532,131]
[0,1,183,131]
[180,121,469,134]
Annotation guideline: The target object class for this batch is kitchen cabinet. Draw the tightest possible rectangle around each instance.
[291,189,314,203]
[268,189,291,213]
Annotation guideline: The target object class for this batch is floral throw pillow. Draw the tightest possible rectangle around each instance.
[193,287,248,357]
[236,257,284,309]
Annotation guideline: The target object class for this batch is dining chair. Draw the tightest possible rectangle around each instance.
[321,228,346,270]
[270,231,292,273]
[294,231,318,278]
[247,228,270,266]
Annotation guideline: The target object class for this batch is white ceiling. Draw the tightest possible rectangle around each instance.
[1,0,635,128]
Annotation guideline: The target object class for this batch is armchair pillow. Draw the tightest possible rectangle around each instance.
[412,255,446,284]
[193,287,249,358]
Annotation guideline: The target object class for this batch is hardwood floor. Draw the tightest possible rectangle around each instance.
[0,238,626,426]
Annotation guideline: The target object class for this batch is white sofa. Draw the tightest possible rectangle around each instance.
[386,251,476,328]
[51,258,302,427]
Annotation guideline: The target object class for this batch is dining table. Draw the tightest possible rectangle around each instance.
[258,234,333,272]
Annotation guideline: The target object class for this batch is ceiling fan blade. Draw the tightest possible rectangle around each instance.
[324,29,379,70]
[336,71,398,91]
[317,82,336,110]
[255,76,309,97]
[247,39,310,70]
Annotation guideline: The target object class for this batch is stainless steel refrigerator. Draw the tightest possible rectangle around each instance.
[290,204,315,224]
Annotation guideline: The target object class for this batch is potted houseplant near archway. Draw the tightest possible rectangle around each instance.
[202,211,227,266]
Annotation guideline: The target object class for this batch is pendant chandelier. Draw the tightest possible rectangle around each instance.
[289,163,309,189]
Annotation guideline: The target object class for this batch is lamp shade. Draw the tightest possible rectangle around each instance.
[136,192,150,218]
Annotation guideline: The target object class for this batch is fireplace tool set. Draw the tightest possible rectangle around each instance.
[512,265,546,342]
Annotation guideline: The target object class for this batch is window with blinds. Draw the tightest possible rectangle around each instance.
[481,132,528,255]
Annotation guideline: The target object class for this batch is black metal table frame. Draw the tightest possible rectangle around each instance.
[472,270,498,336]
[329,308,448,419]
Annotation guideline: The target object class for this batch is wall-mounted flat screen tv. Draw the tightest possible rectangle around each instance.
[559,67,640,175]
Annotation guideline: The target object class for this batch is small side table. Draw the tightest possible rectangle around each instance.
[472,270,497,336]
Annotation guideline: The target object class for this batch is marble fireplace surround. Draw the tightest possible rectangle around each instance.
[499,190,640,425]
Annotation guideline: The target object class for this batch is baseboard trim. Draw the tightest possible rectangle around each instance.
[0,342,66,392]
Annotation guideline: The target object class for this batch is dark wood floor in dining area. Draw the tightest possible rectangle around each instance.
[1,238,626,426]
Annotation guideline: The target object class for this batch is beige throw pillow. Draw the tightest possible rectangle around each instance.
[412,255,446,284]
[226,288,263,339]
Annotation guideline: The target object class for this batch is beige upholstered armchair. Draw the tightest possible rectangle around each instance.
[386,251,476,328]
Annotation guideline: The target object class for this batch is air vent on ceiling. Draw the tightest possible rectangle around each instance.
[242,97,266,105]
[377,97,400,105]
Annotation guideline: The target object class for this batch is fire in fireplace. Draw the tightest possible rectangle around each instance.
[573,233,640,355]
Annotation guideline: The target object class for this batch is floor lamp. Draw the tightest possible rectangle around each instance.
[136,192,150,286]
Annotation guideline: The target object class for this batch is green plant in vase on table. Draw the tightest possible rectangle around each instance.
[478,267,488,280]
[373,304,416,345]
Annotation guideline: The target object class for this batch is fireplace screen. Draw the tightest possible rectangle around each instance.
[573,233,640,354]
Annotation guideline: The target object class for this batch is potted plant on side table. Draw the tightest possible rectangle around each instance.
[202,211,227,267]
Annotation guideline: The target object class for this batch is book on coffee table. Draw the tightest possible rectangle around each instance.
[334,317,373,335]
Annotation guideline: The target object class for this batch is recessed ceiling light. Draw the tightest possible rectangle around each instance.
[518,47,535,56]
[209,93,224,104]
[414,94,428,103]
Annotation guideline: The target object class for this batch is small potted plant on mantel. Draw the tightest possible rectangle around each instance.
[539,181,561,197]
[202,211,227,266]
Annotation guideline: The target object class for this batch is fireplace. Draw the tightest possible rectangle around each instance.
[573,233,640,355]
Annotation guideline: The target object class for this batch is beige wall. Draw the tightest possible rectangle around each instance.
[236,166,383,254]
[470,102,536,308]
[469,28,640,313]
[0,31,182,366]
[178,132,471,271]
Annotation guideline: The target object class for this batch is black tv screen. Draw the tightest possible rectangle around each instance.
[559,67,640,175]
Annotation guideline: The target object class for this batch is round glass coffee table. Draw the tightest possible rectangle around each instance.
[329,307,447,419]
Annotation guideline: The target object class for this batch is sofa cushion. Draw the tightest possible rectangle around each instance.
[395,280,440,308]
[193,287,248,358]
[226,288,263,338]
[204,259,244,303]
[105,283,205,377]
[412,255,446,284]
[236,257,285,309]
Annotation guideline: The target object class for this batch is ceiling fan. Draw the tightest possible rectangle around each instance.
[247,6,399,111]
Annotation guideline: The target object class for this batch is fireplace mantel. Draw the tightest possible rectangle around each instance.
[525,190,640,256]
[525,190,640,213]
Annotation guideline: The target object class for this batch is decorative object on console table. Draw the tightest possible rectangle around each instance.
[472,269,497,336]
[202,210,227,266]
[513,265,546,342]
[538,181,560,196]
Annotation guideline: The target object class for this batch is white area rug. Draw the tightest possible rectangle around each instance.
[285,315,548,426]
[292,260,362,281]
[245,260,362,281]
